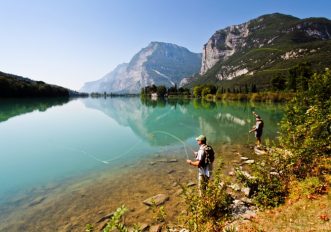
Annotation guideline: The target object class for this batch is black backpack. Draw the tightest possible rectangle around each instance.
[199,144,215,167]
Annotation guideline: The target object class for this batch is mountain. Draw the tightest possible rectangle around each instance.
[186,13,331,89]
[0,71,72,97]
[80,42,202,94]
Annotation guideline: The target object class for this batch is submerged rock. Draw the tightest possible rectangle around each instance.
[143,194,169,206]
[97,212,114,223]
[28,196,46,207]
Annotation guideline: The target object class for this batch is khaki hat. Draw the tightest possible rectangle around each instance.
[196,135,206,141]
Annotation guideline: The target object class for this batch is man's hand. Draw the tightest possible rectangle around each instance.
[186,159,192,164]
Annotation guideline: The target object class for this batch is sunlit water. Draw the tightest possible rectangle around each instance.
[0,97,283,228]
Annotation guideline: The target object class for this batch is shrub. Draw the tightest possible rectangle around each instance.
[180,166,233,232]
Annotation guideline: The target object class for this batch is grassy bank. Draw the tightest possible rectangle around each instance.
[210,92,294,102]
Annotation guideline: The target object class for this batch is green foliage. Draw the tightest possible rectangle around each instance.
[279,68,331,178]
[102,205,131,232]
[236,158,288,208]
[271,74,286,91]
[185,14,331,91]
[180,166,233,232]
[289,177,327,200]
[150,201,167,223]
[236,68,331,209]
[0,72,70,98]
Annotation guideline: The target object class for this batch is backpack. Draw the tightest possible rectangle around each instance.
[199,144,215,167]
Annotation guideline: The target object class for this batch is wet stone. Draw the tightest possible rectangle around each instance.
[143,194,169,206]
[97,212,114,223]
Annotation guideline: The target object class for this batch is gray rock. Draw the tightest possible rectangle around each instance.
[143,194,169,206]
[243,160,254,164]
[241,210,256,220]
[150,162,156,165]
[241,187,251,196]
[241,171,254,179]
[168,159,178,163]
[229,183,241,191]
[240,197,253,205]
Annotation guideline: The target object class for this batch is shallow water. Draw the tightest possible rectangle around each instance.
[0,97,283,231]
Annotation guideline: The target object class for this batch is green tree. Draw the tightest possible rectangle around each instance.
[280,68,331,178]
[156,85,167,97]
[271,74,286,91]
[193,85,203,98]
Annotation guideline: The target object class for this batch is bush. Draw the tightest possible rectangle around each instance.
[180,166,233,232]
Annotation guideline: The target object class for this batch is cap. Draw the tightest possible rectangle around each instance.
[195,135,206,141]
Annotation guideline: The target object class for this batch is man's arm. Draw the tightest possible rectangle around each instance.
[186,159,200,166]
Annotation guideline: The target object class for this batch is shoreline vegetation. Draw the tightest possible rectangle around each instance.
[86,69,330,231]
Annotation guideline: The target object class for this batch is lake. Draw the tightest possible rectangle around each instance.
[0,97,284,231]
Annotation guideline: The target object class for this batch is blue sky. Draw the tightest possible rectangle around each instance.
[0,0,330,90]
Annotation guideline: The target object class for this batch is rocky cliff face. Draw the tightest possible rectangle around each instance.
[80,42,201,94]
[197,13,331,82]
[200,22,249,75]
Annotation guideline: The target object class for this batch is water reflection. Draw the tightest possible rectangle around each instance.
[82,97,284,146]
[0,97,70,122]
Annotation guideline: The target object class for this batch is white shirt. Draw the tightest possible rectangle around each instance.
[195,144,213,177]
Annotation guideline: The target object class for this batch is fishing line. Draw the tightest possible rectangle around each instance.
[52,140,142,165]
[151,130,194,160]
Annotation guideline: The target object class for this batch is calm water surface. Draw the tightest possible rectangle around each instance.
[0,97,283,215]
